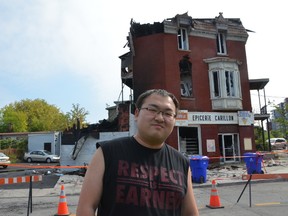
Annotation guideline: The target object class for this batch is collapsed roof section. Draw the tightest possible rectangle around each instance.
[120,12,250,90]
[129,12,248,41]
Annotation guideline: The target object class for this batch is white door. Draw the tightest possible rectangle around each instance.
[220,134,239,163]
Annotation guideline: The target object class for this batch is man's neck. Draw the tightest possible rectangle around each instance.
[133,134,164,149]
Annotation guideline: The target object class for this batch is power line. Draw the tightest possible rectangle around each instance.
[250,93,287,100]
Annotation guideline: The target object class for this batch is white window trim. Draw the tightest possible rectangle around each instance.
[217,32,227,55]
[209,62,241,99]
[178,28,189,50]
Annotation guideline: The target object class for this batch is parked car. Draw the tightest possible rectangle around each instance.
[24,150,60,163]
[266,138,287,150]
[0,152,11,168]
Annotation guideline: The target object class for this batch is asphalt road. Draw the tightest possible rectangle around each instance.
[0,181,287,216]
[196,180,288,216]
[1,161,288,216]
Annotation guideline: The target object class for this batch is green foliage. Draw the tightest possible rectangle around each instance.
[254,101,288,151]
[271,130,282,138]
[254,126,267,151]
[0,138,28,162]
[0,99,90,132]
[0,138,27,150]
[0,100,90,161]
[0,99,68,132]
[271,102,288,139]
[0,106,28,132]
[66,103,89,128]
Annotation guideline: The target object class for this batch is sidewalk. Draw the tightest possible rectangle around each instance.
[193,151,288,188]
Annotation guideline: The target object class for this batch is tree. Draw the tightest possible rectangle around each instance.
[66,103,89,128]
[254,126,266,151]
[271,102,288,139]
[0,99,68,132]
[0,106,28,132]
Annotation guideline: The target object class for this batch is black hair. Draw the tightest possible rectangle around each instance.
[135,89,179,112]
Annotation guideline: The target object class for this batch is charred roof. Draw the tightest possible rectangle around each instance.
[129,12,249,40]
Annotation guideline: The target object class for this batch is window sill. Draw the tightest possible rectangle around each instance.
[217,52,228,56]
[178,49,191,52]
[211,97,242,110]
[180,96,195,100]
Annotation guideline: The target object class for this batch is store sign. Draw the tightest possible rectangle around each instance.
[175,110,189,126]
[175,111,254,126]
[238,111,254,126]
[175,111,240,125]
[189,112,238,124]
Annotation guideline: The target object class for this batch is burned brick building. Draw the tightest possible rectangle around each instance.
[119,12,268,163]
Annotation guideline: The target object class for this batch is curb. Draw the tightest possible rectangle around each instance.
[193,177,288,188]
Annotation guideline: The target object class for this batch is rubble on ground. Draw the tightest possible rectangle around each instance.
[204,155,288,184]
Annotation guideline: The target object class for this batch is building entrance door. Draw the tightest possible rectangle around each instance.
[219,134,240,163]
[179,127,200,155]
[44,142,52,152]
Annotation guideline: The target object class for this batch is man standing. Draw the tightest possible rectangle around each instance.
[77,89,199,216]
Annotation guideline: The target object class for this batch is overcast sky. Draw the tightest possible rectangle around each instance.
[0,0,286,123]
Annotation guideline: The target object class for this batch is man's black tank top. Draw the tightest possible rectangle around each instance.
[96,136,189,216]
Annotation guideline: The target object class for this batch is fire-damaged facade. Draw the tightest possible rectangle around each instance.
[119,12,269,163]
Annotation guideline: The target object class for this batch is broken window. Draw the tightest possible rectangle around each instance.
[179,54,191,74]
[210,69,239,98]
[225,70,235,96]
[212,71,220,97]
[179,55,192,97]
[216,32,227,54]
[205,58,242,110]
[178,28,189,50]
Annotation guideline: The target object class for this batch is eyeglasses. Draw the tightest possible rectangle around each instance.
[139,107,176,120]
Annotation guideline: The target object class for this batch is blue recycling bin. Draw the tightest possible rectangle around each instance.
[243,152,264,174]
[190,155,209,183]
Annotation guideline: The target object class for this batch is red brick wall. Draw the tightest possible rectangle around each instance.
[131,27,254,155]
[118,104,130,132]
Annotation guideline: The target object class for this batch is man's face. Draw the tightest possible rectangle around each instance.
[134,93,176,147]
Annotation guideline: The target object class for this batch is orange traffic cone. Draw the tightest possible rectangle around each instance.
[206,179,224,209]
[55,184,70,216]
